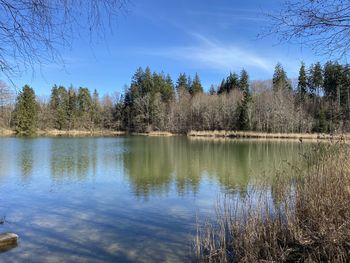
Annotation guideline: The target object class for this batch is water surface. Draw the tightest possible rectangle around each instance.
[0,136,306,262]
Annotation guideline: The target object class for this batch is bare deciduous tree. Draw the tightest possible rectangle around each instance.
[268,0,350,57]
[0,80,14,127]
[0,0,128,78]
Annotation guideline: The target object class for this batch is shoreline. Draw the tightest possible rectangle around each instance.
[187,130,350,141]
[0,129,126,137]
[0,129,349,141]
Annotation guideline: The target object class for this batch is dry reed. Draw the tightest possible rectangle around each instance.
[195,142,350,262]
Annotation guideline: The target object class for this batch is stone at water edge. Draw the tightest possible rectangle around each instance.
[0,233,18,250]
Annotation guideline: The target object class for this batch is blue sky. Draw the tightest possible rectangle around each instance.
[13,0,318,96]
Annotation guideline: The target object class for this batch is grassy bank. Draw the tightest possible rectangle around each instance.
[195,142,350,262]
[188,130,350,141]
[2,128,350,141]
[0,129,126,137]
[38,129,126,137]
[0,129,15,136]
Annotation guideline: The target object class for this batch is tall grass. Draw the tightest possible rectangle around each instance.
[195,142,350,262]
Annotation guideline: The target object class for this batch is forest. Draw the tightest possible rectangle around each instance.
[1,61,350,135]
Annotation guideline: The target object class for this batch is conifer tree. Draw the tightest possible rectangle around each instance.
[237,70,251,130]
[298,63,307,96]
[187,76,193,94]
[217,79,226,94]
[309,62,323,97]
[218,72,240,94]
[91,89,102,128]
[189,73,203,95]
[50,85,69,130]
[13,85,38,135]
[209,85,216,95]
[77,87,92,129]
[272,63,291,92]
[67,86,77,130]
[176,73,188,93]
[162,74,174,102]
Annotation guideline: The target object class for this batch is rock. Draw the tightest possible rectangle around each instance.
[0,233,18,252]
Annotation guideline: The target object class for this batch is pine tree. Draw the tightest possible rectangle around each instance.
[272,63,291,92]
[237,101,249,131]
[13,85,38,135]
[218,79,226,94]
[298,63,308,96]
[91,89,101,129]
[67,86,77,130]
[50,85,69,130]
[142,66,154,95]
[162,74,174,102]
[176,73,188,93]
[209,85,216,95]
[77,87,92,129]
[324,62,341,102]
[190,73,203,95]
[237,70,251,130]
[239,69,249,93]
[187,76,193,93]
[309,62,323,97]
[227,72,239,92]
[218,72,240,94]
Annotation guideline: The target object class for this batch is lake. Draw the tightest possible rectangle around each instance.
[0,136,307,262]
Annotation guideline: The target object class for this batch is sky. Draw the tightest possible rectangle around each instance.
[12,0,319,96]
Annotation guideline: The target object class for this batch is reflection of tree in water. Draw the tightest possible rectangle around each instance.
[18,139,34,179]
[0,140,13,179]
[122,137,307,199]
[50,138,97,181]
[122,137,173,198]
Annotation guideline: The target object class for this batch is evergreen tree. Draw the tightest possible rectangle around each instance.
[324,62,342,102]
[209,85,216,95]
[309,62,323,97]
[237,70,251,130]
[176,73,188,93]
[91,89,102,128]
[142,66,154,95]
[50,85,69,130]
[162,74,174,102]
[130,67,145,99]
[218,79,226,94]
[77,87,92,129]
[272,63,291,92]
[227,72,239,92]
[298,63,308,96]
[187,76,193,93]
[218,72,240,94]
[237,101,250,131]
[67,86,77,130]
[190,73,203,95]
[239,69,249,93]
[12,85,38,135]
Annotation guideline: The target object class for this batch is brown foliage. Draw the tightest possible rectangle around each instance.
[196,142,350,262]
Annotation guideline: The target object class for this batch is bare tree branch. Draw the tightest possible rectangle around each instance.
[266,0,350,58]
[0,0,129,80]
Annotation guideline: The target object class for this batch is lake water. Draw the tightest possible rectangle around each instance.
[0,136,307,262]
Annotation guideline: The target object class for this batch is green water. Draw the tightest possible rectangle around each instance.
[0,136,307,262]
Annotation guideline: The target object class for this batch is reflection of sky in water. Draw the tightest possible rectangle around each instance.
[0,137,308,262]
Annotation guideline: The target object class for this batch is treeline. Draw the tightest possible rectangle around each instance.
[1,62,350,135]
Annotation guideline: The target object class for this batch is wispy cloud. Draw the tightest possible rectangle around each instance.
[185,8,269,23]
[139,33,274,73]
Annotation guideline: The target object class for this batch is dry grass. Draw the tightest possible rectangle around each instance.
[147,131,174,136]
[37,129,126,136]
[195,142,350,262]
[188,130,350,141]
[0,129,15,136]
